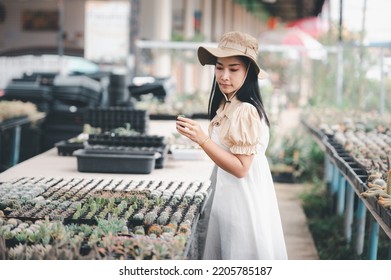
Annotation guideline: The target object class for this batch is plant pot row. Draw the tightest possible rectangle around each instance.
[2,177,210,227]
[0,176,211,259]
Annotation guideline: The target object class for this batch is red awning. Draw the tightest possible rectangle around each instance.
[285,16,327,38]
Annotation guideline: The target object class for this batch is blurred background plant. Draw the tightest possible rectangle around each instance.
[0,100,42,124]
[267,125,325,183]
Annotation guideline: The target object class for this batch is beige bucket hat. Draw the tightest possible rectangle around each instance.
[197,31,268,79]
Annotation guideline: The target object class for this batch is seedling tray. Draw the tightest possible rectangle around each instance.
[170,145,206,160]
[84,145,167,169]
[88,134,165,147]
[52,75,102,106]
[74,149,156,174]
[53,87,101,105]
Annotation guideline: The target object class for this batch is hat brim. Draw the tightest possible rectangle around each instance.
[197,46,268,80]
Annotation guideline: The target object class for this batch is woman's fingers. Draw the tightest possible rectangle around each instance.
[176,117,198,130]
[176,120,188,128]
[177,116,195,126]
[176,116,205,144]
[176,125,195,141]
[176,120,191,132]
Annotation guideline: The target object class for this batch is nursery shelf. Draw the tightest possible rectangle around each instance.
[301,120,391,239]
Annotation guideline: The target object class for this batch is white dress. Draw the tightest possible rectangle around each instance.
[203,118,288,260]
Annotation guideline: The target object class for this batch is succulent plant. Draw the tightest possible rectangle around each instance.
[0,176,210,259]
[147,224,163,236]
[123,207,134,220]
[121,226,129,235]
[157,206,172,225]
[177,221,191,236]
[162,223,177,234]
[169,211,183,225]
[184,204,198,222]
[72,211,81,220]
[144,211,158,226]
[133,226,145,235]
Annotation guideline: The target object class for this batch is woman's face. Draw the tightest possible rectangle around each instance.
[215,56,247,96]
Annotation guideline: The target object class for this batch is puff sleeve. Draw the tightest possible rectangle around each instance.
[228,103,261,155]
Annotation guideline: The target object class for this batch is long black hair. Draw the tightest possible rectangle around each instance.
[208,56,270,127]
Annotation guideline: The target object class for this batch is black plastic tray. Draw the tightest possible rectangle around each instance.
[74,149,156,174]
[84,145,167,169]
[55,140,85,156]
[87,134,165,147]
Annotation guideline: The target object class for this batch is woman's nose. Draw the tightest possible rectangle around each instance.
[221,69,229,80]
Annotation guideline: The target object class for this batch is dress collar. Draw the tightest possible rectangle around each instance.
[221,91,237,103]
[212,94,240,127]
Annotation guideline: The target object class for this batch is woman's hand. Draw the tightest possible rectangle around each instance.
[176,116,253,178]
[176,116,209,145]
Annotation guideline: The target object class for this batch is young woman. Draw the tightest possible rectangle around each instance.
[176,31,287,260]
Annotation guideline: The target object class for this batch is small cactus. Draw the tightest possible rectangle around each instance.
[144,211,158,226]
[121,225,129,234]
[123,208,134,220]
[157,211,170,225]
[170,211,182,225]
[177,222,191,236]
[147,224,163,236]
[162,223,177,234]
[134,225,145,235]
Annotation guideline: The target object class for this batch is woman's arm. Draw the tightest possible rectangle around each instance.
[176,116,254,178]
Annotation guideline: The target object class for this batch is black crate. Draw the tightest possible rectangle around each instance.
[84,107,149,134]
[0,116,32,171]
[52,75,102,106]
[128,83,166,101]
[2,80,53,112]
[45,101,86,126]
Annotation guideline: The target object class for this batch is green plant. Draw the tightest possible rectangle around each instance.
[94,217,127,238]
[157,206,172,225]
[301,181,390,259]
[133,226,145,235]
[144,208,158,226]
[0,101,41,123]
[147,224,163,236]
[308,27,391,113]
[268,126,325,182]
[170,211,183,225]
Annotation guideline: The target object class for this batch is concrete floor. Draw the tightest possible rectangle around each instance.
[275,183,319,260]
